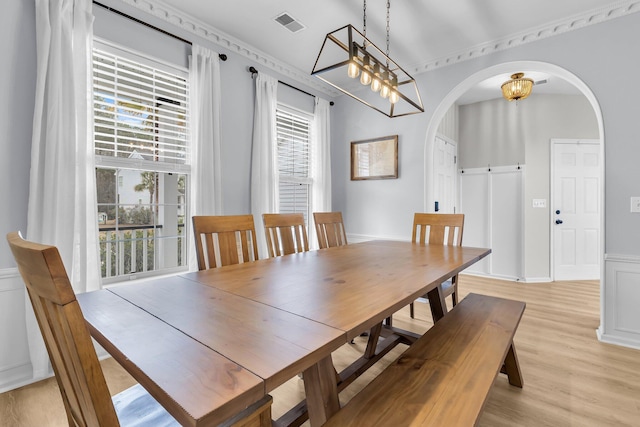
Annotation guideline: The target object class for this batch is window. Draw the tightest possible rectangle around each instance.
[276,106,313,224]
[93,43,190,282]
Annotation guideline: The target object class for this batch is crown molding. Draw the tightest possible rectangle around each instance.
[116,0,342,97]
[114,0,639,87]
[408,0,640,74]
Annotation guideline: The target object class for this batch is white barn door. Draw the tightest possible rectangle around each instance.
[459,166,524,280]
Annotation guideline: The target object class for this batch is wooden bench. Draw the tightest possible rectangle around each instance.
[324,293,526,427]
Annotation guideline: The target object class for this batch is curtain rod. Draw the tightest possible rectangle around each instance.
[93,1,227,61]
[248,67,333,106]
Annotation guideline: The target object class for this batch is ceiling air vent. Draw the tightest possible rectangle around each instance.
[274,12,306,33]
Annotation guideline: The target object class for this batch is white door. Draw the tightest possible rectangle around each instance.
[433,136,457,213]
[552,139,601,280]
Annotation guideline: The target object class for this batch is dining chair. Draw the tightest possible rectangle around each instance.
[410,213,465,320]
[192,215,260,270]
[262,213,309,257]
[313,211,348,249]
[7,231,274,427]
[6,231,180,426]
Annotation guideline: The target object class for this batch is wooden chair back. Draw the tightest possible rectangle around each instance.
[313,212,348,249]
[6,232,121,426]
[412,213,464,246]
[262,213,309,257]
[192,215,259,270]
[409,213,466,318]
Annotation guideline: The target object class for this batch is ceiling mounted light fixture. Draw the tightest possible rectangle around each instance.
[501,72,534,101]
[311,0,423,118]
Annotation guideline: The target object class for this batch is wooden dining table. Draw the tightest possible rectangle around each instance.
[77,240,490,427]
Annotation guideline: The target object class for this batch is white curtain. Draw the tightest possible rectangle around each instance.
[310,97,332,249]
[188,44,223,271]
[250,73,278,258]
[27,0,99,379]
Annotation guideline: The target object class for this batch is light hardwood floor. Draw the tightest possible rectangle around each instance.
[2,275,639,426]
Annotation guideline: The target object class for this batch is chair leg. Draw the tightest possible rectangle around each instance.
[410,302,415,318]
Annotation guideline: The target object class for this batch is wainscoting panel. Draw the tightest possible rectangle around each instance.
[0,268,32,392]
[598,255,640,350]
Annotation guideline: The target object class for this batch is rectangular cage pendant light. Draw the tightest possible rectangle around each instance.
[311,24,424,118]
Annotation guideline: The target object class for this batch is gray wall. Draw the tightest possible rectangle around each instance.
[0,0,327,391]
[0,0,36,268]
[2,0,640,389]
[459,95,599,278]
[0,0,321,268]
[332,11,640,260]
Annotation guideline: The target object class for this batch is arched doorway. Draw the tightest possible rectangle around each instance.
[423,61,605,284]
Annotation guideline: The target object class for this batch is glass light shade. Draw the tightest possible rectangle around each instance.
[501,73,534,101]
[347,60,360,78]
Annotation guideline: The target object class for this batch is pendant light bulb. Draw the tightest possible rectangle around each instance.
[380,84,390,98]
[347,59,360,78]
[389,90,399,104]
[380,71,390,98]
[371,78,382,93]
[360,70,372,85]
[360,56,372,85]
[370,63,382,92]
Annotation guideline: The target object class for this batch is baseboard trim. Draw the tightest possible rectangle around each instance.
[597,327,640,351]
[0,268,20,293]
[346,233,409,244]
[0,362,36,394]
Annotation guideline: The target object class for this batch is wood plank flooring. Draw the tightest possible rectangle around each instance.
[1,275,639,426]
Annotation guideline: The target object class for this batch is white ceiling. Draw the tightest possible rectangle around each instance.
[151,0,635,103]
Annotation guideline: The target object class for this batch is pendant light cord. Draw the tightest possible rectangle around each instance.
[386,0,391,64]
[363,0,367,47]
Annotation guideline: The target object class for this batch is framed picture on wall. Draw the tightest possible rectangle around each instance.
[351,135,398,180]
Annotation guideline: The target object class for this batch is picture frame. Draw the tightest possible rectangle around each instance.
[351,135,398,180]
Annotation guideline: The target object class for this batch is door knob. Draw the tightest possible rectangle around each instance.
[555,219,563,225]
[555,210,561,215]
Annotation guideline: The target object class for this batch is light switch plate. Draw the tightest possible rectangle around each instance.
[631,197,640,213]
[532,199,546,208]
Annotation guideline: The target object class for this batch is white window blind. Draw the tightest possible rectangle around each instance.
[276,107,312,224]
[93,49,189,165]
[93,45,190,282]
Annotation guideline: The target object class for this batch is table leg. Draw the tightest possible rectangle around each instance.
[302,355,340,426]
[364,322,383,359]
[426,283,448,322]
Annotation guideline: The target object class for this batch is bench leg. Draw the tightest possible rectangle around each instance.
[303,355,340,427]
[500,342,523,388]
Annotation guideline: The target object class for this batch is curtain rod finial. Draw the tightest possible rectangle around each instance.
[218,53,227,61]
[249,66,258,75]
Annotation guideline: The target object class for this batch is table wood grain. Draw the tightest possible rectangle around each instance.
[183,241,491,340]
[108,276,345,392]
[78,241,490,427]
[77,290,265,427]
